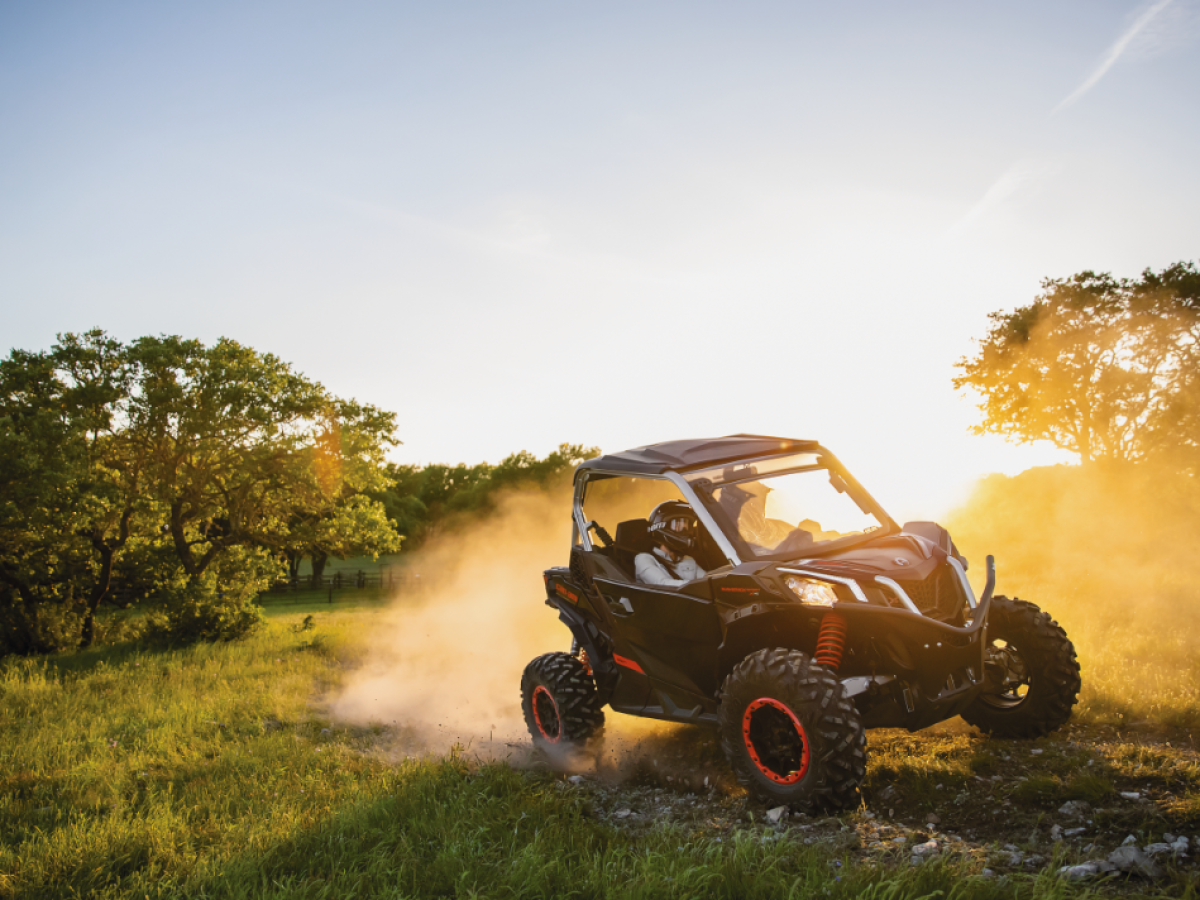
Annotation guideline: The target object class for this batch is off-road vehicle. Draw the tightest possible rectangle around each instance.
[520,435,1081,811]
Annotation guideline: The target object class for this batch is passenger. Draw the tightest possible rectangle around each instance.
[635,501,707,586]
[724,480,794,549]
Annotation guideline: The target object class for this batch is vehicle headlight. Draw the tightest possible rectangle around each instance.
[784,576,839,607]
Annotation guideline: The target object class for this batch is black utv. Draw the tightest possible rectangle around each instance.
[520,435,1081,811]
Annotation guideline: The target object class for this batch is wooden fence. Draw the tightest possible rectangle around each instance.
[256,567,427,605]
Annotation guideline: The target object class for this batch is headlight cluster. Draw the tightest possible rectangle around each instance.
[783,576,839,607]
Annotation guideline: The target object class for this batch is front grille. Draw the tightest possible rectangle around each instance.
[901,573,937,610]
[896,567,964,620]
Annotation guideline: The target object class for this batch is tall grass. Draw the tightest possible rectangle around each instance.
[2,610,1130,900]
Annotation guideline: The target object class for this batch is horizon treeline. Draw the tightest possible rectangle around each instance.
[368,444,597,563]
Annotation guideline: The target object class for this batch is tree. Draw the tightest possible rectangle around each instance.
[122,335,400,583]
[282,402,403,583]
[373,444,598,549]
[0,332,149,652]
[0,330,401,655]
[1138,262,1200,472]
[954,261,1200,467]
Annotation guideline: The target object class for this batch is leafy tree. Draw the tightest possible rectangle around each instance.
[0,331,401,655]
[1137,262,1200,472]
[374,444,597,549]
[0,333,150,651]
[120,336,401,585]
[954,261,1200,467]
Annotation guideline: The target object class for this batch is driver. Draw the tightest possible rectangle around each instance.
[635,500,707,586]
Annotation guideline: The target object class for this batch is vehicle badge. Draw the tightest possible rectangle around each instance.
[893,557,910,566]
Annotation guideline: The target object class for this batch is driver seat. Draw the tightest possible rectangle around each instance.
[613,518,653,579]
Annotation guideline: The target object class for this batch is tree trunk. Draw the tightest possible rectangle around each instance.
[80,544,115,649]
[311,552,329,586]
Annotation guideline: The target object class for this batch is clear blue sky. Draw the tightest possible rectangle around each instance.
[3,1,1198,517]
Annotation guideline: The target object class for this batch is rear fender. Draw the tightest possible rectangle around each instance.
[543,595,618,705]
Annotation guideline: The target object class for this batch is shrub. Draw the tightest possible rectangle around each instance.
[0,590,85,657]
[142,576,263,647]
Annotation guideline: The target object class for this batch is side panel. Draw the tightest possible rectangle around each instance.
[594,577,723,709]
[544,569,652,713]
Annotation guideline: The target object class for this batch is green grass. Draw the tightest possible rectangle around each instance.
[292,554,408,577]
[3,608,1197,899]
[257,586,395,614]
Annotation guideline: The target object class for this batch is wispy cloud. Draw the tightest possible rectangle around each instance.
[946,159,1057,237]
[1053,0,1176,113]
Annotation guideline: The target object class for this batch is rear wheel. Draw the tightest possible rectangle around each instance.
[962,596,1080,738]
[718,648,865,811]
[520,652,605,756]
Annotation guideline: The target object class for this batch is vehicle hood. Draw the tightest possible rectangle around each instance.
[775,533,944,582]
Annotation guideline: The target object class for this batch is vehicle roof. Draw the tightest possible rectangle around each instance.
[576,434,820,476]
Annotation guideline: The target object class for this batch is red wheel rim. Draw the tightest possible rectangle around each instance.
[531,685,562,743]
[742,697,810,784]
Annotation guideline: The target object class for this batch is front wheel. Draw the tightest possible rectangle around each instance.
[961,596,1081,738]
[718,648,866,811]
[520,652,605,757]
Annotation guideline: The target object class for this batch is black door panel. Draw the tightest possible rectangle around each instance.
[594,578,723,699]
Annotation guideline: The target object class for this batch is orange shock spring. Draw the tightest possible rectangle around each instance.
[578,648,593,676]
[814,612,848,670]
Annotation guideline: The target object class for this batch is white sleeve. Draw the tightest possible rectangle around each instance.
[634,552,687,586]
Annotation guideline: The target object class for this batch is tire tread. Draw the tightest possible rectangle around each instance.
[520,652,605,750]
[718,648,866,811]
[961,596,1081,739]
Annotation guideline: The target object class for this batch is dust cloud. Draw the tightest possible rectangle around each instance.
[327,486,575,755]
[327,481,717,777]
[944,461,1200,726]
[946,461,1200,618]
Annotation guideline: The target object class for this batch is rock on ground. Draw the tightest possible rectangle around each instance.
[1058,800,1091,817]
[1107,846,1163,878]
[1059,863,1100,881]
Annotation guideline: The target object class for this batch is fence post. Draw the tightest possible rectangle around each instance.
[328,584,332,604]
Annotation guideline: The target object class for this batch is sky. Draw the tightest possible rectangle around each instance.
[2,0,1198,520]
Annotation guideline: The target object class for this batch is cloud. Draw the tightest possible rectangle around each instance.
[946,158,1058,237]
[1052,0,1176,113]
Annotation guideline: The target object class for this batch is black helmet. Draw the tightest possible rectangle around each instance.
[648,500,698,554]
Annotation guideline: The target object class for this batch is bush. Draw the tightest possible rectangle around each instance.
[0,590,86,657]
[142,576,263,648]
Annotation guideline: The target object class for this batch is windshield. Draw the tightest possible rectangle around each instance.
[690,454,888,558]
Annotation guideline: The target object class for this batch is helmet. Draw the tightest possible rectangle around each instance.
[648,500,698,554]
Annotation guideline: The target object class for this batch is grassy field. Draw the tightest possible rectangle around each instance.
[292,554,407,577]
[4,598,1200,900]
[256,585,396,612]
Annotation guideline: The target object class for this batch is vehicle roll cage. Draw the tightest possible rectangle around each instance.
[571,444,996,626]
[573,466,743,564]
[573,444,889,566]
